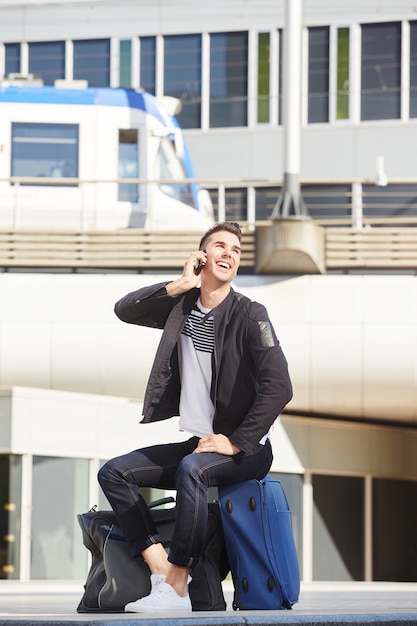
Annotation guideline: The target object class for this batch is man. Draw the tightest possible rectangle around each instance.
[98,221,292,613]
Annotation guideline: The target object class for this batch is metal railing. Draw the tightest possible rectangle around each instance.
[1,177,417,271]
[2,176,417,227]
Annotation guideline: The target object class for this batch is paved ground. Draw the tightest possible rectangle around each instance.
[0,581,416,625]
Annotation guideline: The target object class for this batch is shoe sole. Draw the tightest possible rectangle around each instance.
[125,608,192,613]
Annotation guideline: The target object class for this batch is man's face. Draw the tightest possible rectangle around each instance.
[203,230,241,283]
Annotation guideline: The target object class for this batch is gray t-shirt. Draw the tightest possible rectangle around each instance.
[178,298,214,437]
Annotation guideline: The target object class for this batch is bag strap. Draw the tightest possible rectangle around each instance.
[148,496,175,509]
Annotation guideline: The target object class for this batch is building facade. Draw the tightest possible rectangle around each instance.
[1,0,417,224]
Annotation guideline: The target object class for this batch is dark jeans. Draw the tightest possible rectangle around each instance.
[98,436,272,568]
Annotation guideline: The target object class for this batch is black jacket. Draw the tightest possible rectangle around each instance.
[114,282,293,454]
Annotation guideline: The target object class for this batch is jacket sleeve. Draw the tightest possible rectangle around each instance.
[114,281,179,329]
[228,302,293,454]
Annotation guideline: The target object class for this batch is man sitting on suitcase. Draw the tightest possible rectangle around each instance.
[98,221,293,613]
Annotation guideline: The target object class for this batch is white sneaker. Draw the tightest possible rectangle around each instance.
[124,578,192,613]
[124,573,164,611]
[150,573,166,591]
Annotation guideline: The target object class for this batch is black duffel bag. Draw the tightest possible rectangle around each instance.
[76,498,229,612]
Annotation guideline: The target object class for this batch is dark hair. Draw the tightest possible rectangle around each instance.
[199,221,242,250]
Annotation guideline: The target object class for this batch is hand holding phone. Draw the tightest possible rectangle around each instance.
[194,250,207,275]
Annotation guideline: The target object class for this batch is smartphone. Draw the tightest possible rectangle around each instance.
[194,250,206,275]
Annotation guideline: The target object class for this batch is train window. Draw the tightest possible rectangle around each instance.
[118,129,138,203]
[158,135,195,208]
[11,123,79,184]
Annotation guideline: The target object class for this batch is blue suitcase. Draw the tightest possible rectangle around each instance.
[218,476,300,610]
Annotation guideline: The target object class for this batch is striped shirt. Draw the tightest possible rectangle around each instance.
[178,300,215,437]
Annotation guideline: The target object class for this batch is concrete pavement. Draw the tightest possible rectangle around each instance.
[0,581,416,625]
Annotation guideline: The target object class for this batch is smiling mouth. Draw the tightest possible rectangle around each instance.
[217,261,231,269]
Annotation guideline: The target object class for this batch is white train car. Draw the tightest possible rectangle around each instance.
[0,80,214,231]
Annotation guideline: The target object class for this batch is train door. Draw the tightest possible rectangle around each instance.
[117,128,148,228]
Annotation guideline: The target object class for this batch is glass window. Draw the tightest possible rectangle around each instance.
[73,39,110,87]
[410,21,417,118]
[337,28,350,120]
[118,129,138,202]
[255,186,282,220]
[308,26,330,123]
[119,40,132,88]
[31,456,89,579]
[258,32,270,123]
[158,135,195,207]
[140,36,156,95]
[301,184,352,220]
[225,188,247,222]
[28,41,65,86]
[5,43,20,75]
[98,460,112,509]
[313,475,364,581]
[278,30,283,125]
[373,478,417,581]
[0,455,22,580]
[11,123,79,183]
[164,34,202,129]
[361,22,401,120]
[362,183,417,222]
[208,187,248,221]
[210,32,248,128]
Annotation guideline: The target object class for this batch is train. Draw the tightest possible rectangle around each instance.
[0,77,214,231]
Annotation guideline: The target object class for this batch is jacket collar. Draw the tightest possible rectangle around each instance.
[194,286,236,318]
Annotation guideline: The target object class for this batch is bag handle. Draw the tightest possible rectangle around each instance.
[148,496,175,509]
